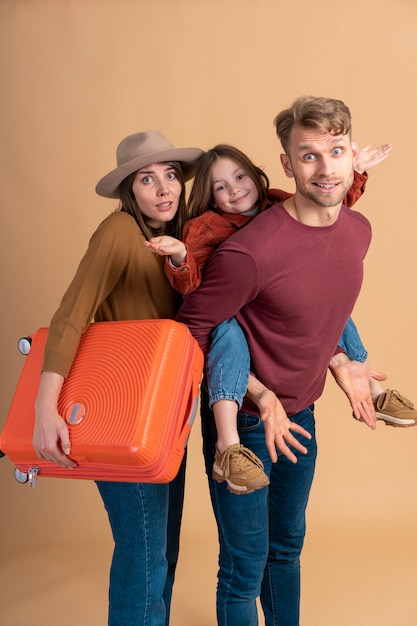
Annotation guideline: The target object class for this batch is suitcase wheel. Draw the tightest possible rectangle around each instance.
[14,468,29,484]
[17,337,32,355]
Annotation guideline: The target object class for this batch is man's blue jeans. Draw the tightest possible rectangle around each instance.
[96,454,186,626]
[201,391,317,626]
[207,316,367,408]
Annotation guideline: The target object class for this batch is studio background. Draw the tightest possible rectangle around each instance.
[1,1,416,625]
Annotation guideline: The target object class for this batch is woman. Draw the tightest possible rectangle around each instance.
[31,130,204,626]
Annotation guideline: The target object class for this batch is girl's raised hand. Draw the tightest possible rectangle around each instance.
[144,236,187,266]
[354,143,392,174]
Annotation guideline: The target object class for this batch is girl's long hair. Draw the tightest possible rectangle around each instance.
[118,161,188,240]
[187,145,269,219]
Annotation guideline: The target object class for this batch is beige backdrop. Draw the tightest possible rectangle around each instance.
[1,1,416,625]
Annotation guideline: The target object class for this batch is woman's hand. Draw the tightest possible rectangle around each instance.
[33,371,76,468]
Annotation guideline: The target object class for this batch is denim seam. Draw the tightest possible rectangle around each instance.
[209,392,242,408]
[136,483,152,626]
[355,349,368,363]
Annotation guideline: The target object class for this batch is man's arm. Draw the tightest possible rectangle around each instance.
[177,242,259,352]
[176,240,313,460]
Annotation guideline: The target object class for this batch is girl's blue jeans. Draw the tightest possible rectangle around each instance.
[207,318,251,408]
[96,453,186,626]
[207,316,368,407]
[337,316,368,363]
[201,389,317,625]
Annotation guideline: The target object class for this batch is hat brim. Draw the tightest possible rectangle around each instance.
[95,147,204,199]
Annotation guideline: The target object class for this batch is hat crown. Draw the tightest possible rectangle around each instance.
[96,130,204,198]
[117,131,175,167]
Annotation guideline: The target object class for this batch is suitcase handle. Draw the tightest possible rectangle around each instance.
[176,367,202,451]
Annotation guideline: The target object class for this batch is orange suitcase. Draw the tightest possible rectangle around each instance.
[0,319,204,487]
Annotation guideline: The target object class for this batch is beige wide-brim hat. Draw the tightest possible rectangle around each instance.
[95,130,205,199]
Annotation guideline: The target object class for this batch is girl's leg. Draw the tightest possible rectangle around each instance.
[207,319,269,494]
[207,318,250,452]
[208,318,250,406]
[337,317,368,363]
[337,319,417,426]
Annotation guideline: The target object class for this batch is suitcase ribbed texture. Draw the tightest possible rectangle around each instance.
[1,320,204,484]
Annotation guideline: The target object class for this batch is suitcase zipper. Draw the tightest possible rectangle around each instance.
[28,466,39,488]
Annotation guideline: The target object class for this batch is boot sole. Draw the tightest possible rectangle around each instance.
[376,412,417,427]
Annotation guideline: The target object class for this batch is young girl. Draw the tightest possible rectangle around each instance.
[31,130,204,626]
[146,142,416,496]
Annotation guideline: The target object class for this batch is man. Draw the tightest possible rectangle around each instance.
[177,96,373,626]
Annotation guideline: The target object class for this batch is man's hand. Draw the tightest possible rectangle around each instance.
[246,375,311,463]
[329,353,387,429]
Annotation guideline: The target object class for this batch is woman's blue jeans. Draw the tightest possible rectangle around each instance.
[96,454,186,626]
[201,390,317,626]
[207,317,367,410]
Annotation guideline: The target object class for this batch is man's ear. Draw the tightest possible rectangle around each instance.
[280,153,294,178]
[351,140,359,161]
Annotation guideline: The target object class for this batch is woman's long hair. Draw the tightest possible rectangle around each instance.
[118,161,188,240]
[187,145,269,219]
